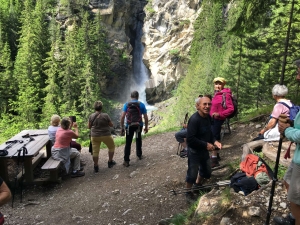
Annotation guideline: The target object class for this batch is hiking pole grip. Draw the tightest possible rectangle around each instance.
[265,137,283,225]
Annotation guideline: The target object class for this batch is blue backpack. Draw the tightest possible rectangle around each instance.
[278,102,300,121]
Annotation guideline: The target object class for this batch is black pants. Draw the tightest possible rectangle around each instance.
[124,125,142,162]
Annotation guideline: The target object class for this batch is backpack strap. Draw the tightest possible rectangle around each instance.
[278,101,292,109]
[222,93,227,109]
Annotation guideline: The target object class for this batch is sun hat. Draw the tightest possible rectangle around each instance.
[213,77,226,84]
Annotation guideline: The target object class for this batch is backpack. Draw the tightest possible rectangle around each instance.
[126,101,142,126]
[278,102,300,121]
[222,93,238,119]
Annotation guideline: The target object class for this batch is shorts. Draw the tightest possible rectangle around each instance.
[284,161,300,205]
[185,151,211,184]
[91,136,115,157]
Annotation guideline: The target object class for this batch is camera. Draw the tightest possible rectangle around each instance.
[69,116,76,123]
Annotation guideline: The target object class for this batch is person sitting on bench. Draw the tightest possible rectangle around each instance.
[51,117,85,178]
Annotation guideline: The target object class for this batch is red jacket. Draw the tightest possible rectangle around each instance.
[240,154,269,178]
[210,88,234,120]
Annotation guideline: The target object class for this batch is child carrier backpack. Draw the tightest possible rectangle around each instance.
[222,93,238,119]
[278,102,300,121]
[126,101,142,126]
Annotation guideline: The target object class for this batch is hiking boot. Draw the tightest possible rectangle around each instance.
[71,170,85,178]
[185,191,197,204]
[94,165,99,173]
[123,161,130,167]
[108,160,116,168]
[79,166,84,171]
[211,157,220,168]
[274,214,295,225]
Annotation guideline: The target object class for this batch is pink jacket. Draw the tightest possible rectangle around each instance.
[210,88,234,120]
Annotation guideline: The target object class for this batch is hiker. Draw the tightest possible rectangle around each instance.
[273,112,300,225]
[48,114,84,166]
[120,91,148,167]
[185,96,222,202]
[253,84,292,141]
[51,117,85,178]
[210,77,234,167]
[88,100,116,173]
[0,176,11,225]
[0,177,11,206]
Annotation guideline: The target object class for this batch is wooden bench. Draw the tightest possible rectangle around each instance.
[41,157,62,183]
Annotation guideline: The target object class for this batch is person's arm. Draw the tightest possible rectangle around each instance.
[143,113,148,134]
[0,179,12,206]
[72,122,79,139]
[285,127,300,143]
[120,112,126,129]
[219,94,234,119]
[259,117,277,134]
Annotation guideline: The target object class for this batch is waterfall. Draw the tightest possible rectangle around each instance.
[132,20,156,111]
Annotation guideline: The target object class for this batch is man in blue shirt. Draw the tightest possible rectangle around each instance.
[120,91,148,167]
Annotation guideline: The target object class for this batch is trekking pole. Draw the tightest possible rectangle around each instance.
[170,180,231,195]
[265,138,283,225]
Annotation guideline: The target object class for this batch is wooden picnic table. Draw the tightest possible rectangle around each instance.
[0,129,51,184]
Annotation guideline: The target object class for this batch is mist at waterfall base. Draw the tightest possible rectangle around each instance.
[132,21,157,112]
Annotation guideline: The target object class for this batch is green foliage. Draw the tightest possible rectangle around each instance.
[169,49,180,56]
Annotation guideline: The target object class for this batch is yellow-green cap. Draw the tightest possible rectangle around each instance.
[213,77,226,84]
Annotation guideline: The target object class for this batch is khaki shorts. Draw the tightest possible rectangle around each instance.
[91,136,115,157]
[284,161,300,205]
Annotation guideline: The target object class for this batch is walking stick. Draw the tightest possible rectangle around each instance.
[265,137,283,225]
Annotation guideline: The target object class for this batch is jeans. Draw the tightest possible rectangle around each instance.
[211,118,225,141]
[185,150,211,184]
[175,128,187,143]
[124,125,143,162]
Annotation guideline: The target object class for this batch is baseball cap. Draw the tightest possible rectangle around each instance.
[213,77,226,84]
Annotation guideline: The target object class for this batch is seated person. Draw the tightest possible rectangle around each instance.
[48,115,84,165]
[0,176,11,206]
[253,84,292,141]
[48,114,61,146]
[175,123,187,155]
[51,117,85,178]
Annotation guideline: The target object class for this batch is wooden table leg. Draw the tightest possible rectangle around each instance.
[0,158,9,183]
[46,140,52,159]
[23,158,34,183]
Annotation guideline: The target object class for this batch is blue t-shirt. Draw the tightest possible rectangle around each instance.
[123,100,147,127]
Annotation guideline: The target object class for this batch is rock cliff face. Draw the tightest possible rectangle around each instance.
[143,0,201,103]
[57,0,200,102]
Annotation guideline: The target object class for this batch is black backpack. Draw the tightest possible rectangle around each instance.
[222,93,238,119]
[126,101,142,126]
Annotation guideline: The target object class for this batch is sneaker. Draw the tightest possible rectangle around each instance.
[94,165,99,173]
[274,214,295,225]
[108,160,116,168]
[211,157,220,168]
[123,161,130,167]
[185,191,197,204]
[71,170,85,178]
[217,153,221,161]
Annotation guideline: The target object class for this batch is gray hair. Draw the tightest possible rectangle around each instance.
[272,84,288,97]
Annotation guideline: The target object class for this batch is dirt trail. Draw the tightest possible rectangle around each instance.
[0,122,269,225]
